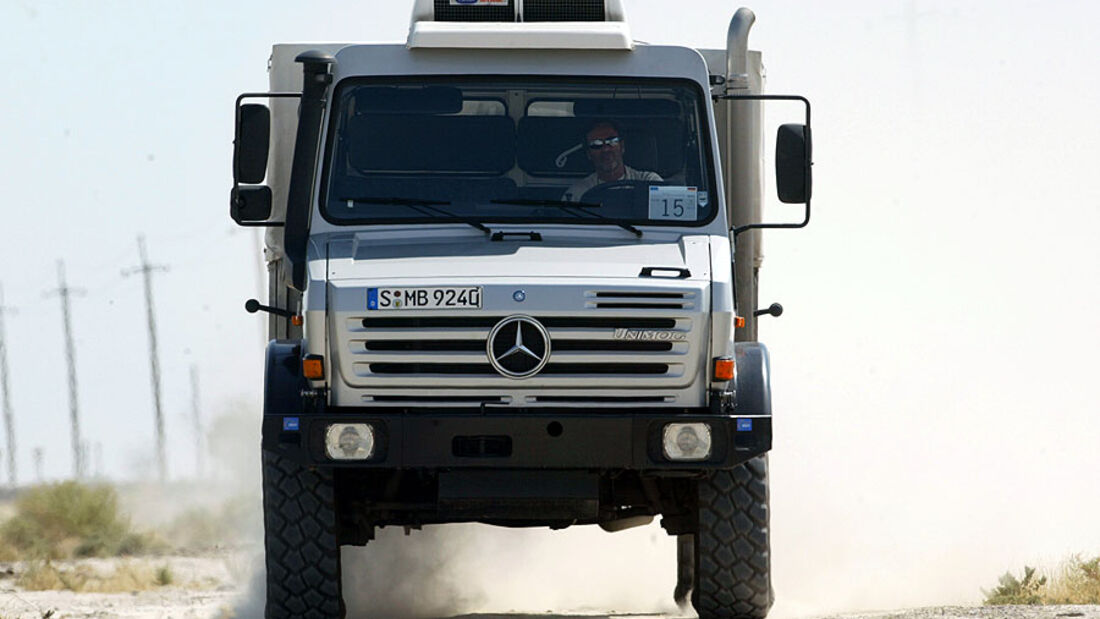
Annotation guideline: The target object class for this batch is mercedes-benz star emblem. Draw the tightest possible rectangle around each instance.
[487,316,551,378]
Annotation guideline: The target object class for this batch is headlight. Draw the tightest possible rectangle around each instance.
[325,423,375,460]
[662,423,712,461]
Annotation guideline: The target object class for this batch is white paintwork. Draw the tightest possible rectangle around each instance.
[332,233,712,282]
[407,22,634,50]
[256,8,768,407]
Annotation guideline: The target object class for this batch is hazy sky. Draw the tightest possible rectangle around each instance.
[1,0,1098,614]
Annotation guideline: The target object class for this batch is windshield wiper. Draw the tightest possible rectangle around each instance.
[491,198,643,238]
[492,198,602,209]
[342,196,491,234]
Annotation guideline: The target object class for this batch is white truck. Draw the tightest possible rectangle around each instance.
[230,1,811,617]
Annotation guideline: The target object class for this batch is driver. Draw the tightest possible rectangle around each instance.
[564,120,662,201]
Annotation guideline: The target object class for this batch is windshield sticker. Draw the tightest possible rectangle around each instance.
[450,0,509,5]
[648,186,699,221]
[698,191,709,207]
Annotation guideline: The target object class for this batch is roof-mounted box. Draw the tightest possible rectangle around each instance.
[408,0,633,50]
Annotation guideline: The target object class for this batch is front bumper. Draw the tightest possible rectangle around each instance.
[262,409,770,470]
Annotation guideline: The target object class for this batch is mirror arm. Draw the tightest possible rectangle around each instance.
[714,94,813,238]
[732,202,810,237]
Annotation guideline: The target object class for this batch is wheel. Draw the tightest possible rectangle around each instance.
[262,450,344,618]
[693,455,773,619]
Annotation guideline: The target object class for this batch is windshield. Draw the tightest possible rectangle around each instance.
[320,77,717,228]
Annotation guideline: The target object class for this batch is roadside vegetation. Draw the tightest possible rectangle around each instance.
[0,481,157,561]
[984,556,1100,605]
[16,560,176,593]
[0,480,253,594]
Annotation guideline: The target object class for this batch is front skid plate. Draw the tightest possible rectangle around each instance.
[262,410,770,470]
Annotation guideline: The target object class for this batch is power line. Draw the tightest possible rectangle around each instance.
[44,262,86,479]
[0,284,17,487]
[123,236,169,483]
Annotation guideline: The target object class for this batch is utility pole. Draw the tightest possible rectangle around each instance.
[190,364,204,479]
[47,262,85,479]
[94,441,103,478]
[0,284,16,487]
[124,236,169,483]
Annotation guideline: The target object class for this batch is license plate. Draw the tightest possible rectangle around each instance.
[368,287,482,310]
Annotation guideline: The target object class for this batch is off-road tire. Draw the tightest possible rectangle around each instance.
[693,455,772,619]
[262,450,344,618]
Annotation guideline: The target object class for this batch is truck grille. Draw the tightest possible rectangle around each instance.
[343,314,694,386]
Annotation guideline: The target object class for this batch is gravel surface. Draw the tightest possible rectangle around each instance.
[1,553,1097,619]
[0,554,243,619]
[816,607,1100,619]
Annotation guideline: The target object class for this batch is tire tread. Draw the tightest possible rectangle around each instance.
[694,456,772,619]
[262,451,343,619]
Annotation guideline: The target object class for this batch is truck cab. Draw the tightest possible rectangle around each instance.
[231,2,811,617]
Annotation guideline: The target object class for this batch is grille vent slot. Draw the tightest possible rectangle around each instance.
[362,340,672,353]
[369,395,507,403]
[533,395,671,404]
[586,291,695,310]
[368,363,669,376]
[362,316,676,329]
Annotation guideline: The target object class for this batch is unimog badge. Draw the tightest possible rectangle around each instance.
[612,328,688,341]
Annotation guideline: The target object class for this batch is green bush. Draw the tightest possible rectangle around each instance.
[155,564,174,586]
[984,565,1047,605]
[0,482,141,559]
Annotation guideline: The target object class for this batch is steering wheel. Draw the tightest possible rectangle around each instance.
[579,180,655,205]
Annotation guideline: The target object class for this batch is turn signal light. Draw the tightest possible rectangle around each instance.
[291,315,303,326]
[734,316,746,328]
[713,357,735,381]
[302,355,325,380]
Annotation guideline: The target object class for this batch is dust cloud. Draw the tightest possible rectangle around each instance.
[232,520,683,618]
[341,523,681,618]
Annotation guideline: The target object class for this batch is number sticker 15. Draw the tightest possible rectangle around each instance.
[648,186,699,221]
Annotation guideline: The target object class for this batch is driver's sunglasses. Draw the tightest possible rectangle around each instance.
[586,136,622,150]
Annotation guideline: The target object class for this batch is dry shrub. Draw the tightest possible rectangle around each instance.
[0,539,20,562]
[0,482,158,560]
[984,555,1100,605]
[16,561,67,591]
[1045,555,1100,604]
[17,560,177,593]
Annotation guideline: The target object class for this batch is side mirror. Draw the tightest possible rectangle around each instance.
[230,186,274,225]
[234,104,271,184]
[776,123,812,204]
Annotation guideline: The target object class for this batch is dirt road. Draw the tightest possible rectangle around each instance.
[2,554,1098,619]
